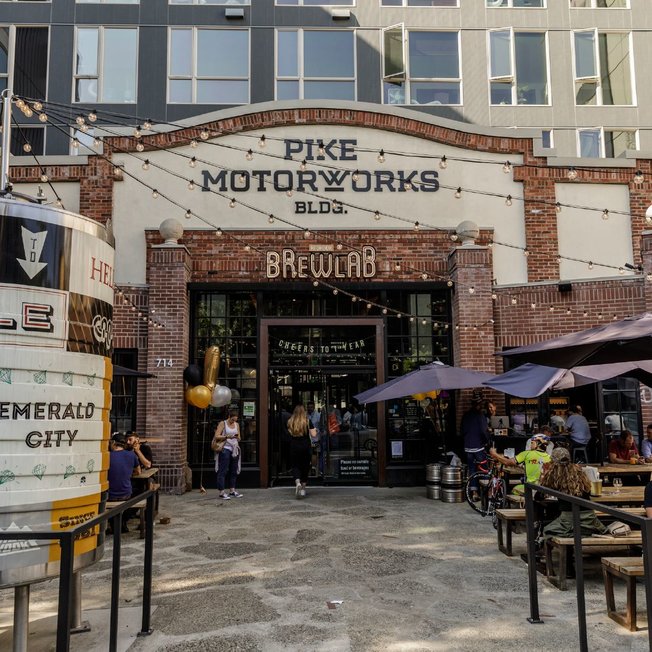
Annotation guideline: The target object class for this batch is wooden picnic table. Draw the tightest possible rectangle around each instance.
[590,486,645,504]
[589,463,652,476]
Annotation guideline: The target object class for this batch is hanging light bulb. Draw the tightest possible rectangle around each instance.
[491,292,497,300]
[352,170,359,182]
[377,149,385,163]
[366,303,372,310]
[229,198,236,208]
[304,229,311,239]
[336,243,343,251]
[511,297,517,305]
[245,149,254,161]
[318,141,326,156]
[23,107,33,118]
[531,302,536,309]
[88,110,97,122]
[258,135,266,148]
[189,157,197,168]
[23,143,32,153]
[567,166,578,180]
[450,233,459,242]
[190,139,198,148]
[39,113,48,123]
[446,280,453,287]
[185,209,192,220]
[143,119,152,130]
[404,180,412,190]
[79,123,89,133]
[313,280,319,287]
[268,215,275,224]
[352,296,357,302]
[93,137,101,148]
[556,255,562,264]
[646,274,652,282]
[75,115,85,126]
[397,313,402,319]
[216,227,223,236]
[505,195,513,207]
[487,240,493,249]
[152,189,159,199]
[300,159,307,171]
[33,101,42,111]
[523,249,529,257]
[421,272,428,281]
[439,156,447,170]
[71,139,79,149]
[134,126,142,138]
[588,261,594,270]
[468,286,475,295]
[15,98,25,109]
[502,160,512,174]
[142,159,150,171]
[618,267,625,275]
[333,289,339,295]
[601,209,609,220]
[40,172,48,183]
[549,305,555,312]
[634,169,644,184]
[55,199,63,208]
[244,244,251,252]
[454,187,462,199]
[200,130,209,140]
[413,221,420,231]
[286,189,293,197]
[188,180,195,191]
[566,309,572,315]
[555,202,562,213]
[136,142,144,152]
[374,211,381,221]
[394,261,401,271]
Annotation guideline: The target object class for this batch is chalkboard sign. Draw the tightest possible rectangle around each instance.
[339,458,372,478]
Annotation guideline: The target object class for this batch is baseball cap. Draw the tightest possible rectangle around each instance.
[111,432,127,446]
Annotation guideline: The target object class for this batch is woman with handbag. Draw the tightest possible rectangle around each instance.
[288,404,316,499]
[212,409,243,501]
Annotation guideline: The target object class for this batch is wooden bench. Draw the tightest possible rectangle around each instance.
[106,499,148,539]
[545,532,643,591]
[602,556,646,631]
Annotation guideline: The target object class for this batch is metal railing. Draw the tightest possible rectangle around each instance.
[1,490,156,652]
[524,483,652,652]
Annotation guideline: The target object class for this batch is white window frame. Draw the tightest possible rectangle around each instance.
[576,127,638,158]
[167,27,250,105]
[486,0,546,7]
[380,1,459,6]
[488,28,550,106]
[73,26,138,104]
[170,0,249,4]
[571,29,635,107]
[76,0,139,4]
[275,28,357,102]
[381,26,462,106]
[570,0,629,8]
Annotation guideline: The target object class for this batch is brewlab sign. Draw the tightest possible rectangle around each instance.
[266,246,376,280]
[202,137,439,215]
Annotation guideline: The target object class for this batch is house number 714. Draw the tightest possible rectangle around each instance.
[156,358,173,368]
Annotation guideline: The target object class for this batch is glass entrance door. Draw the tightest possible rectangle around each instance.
[269,368,378,485]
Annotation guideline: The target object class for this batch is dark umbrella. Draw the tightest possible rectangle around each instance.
[497,312,652,368]
[354,361,492,404]
[113,365,156,379]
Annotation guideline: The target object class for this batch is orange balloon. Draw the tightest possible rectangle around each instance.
[185,385,211,409]
[412,393,427,401]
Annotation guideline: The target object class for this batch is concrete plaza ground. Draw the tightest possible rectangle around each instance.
[0,486,649,651]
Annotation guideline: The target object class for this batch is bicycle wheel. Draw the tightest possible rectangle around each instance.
[464,472,490,516]
[489,479,507,529]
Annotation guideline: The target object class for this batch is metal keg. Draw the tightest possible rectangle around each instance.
[440,466,463,502]
[425,463,442,484]
[426,484,442,500]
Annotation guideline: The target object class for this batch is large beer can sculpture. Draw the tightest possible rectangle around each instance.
[0,198,114,587]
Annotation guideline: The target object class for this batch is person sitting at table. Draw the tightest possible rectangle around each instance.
[608,430,643,464]
[126,432,153,470]
[538,447,606,543]
[108,432,140,533]
[564,405,591,453]
[641,424,652,463]
[490,434,551,495]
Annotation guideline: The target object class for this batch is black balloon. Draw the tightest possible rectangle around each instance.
[230,389,241,402]
[183,364,202,386]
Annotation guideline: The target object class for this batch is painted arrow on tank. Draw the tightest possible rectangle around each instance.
[17,226,48,279]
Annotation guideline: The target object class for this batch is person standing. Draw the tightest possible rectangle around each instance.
[461,398,490,502]
[213,409,243,501]
[307,402,323,475]
[287,404,316,498]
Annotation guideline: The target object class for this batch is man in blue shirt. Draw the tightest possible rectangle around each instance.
[641,424,652,463]
[108,432,140,533]
[461,398,490,501]
[565,405,591,449]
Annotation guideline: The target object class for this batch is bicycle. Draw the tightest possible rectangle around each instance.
[464,456,507,528]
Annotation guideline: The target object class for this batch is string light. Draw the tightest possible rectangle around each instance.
[601,209,609,220]
[136,142,144,152]
[142,159,150,171]
[88,110,97,122]
[511,297,517,305]
[189,157,197,168]
[229,198,236,208]
[216,227,223,236]
[333,289,339,295]
[304,229,311,238]
[200,130,209,140]
[268,214,275,224]
[468,287,475,294]
[502,161,512,174]
[394,261,401,271]
[93,137,101,148]
[377,149,385,164]
[185,209,192,220]
[75,115,85,126]
[245,149,254,161]
[313,280,319,287]
[152,189,159,198]
[190,139,198,148]
[318,141,326,156]
[33,101,42,111]
[588,261,594,270]
[134,126,142,138]
[531,302,536,309]
[22,143,32,153]
[143,119,152,130]
[634,169,644,184]
[38,113,48,123]
[567,166,578,180]
[300,159,307,171]
[188,180,195,190]
[413,221,420,231]
[454,187,462,199]
[352,170,359,182]
[421,273,428,280]
[505,195,513,207]
[439,156,447,170]
[555,202,562,213]
[374,211,381,221]
[258,135,266,148]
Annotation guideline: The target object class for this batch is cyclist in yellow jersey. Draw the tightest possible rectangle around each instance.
[489,434,551,495]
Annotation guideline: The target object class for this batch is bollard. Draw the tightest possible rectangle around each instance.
[70,571,91,634]
[13,584,29,652]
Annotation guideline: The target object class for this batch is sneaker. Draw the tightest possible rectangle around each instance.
[299,489,306,498]
[220,493,231,501]
[229,491,243,498]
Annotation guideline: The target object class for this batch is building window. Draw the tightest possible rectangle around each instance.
[170,0,247,3]
[383,28,461,105]
[277,0,352,4]
[541,129,553,148]
[573,31,633,106]
[570,1,628,7]
[70,127,97,155]
[74,27,137,103]
[0,26,48,97]
[486,0,544,6]
[489,30,548,105]
[381,1,458,6]
[77,0,139,4]
[169,28,249,104]
[110,349,139,433]
[276,29,355,101]
[577,128,637,158]
[11,127,44,156]
[602,377,641,447]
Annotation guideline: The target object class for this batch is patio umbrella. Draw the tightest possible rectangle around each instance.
[354,361,492,404]
[497,312,652,368]
[113,365,156,379]
[483,360,652,398]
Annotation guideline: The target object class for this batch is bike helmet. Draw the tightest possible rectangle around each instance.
[531,434,551,452]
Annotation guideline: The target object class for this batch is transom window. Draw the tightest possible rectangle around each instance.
[577,128,637,158]
[169,28,249,104]
[276,29,355,101]
[486,0,544,6]
[573,31,633,106]
[570,0,628,7]
[382,27,460,106]
[489,29,548,105]
[381,1,458,6]
[74,27,137,103]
